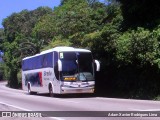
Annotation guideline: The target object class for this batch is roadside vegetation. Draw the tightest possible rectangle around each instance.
[0,0,160,100]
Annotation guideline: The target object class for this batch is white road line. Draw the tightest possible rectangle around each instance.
[0,101,65,120]
[95,97,104,99]
[0,101,30,111]
[55,98,79,104]
[51,117,65,120]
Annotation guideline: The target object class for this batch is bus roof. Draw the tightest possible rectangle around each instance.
[23,46,91,60]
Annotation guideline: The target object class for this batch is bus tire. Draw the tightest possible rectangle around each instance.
[49,84,54,97]
[28,83,32,95]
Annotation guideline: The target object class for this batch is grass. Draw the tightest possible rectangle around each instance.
[154,95,160,101]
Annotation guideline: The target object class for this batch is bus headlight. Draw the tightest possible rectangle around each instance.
[91,88,94,92]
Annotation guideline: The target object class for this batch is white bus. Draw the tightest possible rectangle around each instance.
[22,46,100,96]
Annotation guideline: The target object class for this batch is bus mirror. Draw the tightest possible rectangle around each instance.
[76,60,78,64]
[58,59,62,72]
[95,60,100,71]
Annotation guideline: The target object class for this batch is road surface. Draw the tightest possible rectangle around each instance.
[0,81,160,120]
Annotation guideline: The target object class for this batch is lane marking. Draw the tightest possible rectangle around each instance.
[55,98,79,104]
[0,101,65,120]
[0,101,30,111]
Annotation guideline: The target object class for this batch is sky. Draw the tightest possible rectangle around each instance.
[0,0,61,28]
[0,0,105,28]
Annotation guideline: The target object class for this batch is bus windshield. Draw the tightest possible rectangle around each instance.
[60,52,78,76]
[60,52,94,81]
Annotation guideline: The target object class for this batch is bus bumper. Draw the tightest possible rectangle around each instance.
[61,87,94,94]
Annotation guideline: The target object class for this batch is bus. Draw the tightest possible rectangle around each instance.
[22,46,100,96]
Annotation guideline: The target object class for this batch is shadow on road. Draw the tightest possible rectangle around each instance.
[29,93,97,98]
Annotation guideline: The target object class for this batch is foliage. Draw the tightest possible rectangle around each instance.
[32,14,55,41]
[19,37,46,58]
[2,7,52,88]
[34,0,97,47]
[82,2,122,67]
[117,0,160,29]
[116,28,157,66]
[42,35,72,51]
[0,28,4,50]
[0,63,4,80]
[3,7,52,41]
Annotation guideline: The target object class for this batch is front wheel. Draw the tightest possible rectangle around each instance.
[49,85,54,97]
[28,83,32,95]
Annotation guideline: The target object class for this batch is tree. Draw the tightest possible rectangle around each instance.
[0,28,4,50]
[116,28,157,66]
[2,7,52,41]
[32,14,55,42]
[82,1,122,59]
[35,0,91,46]
[0,63,4,80]
[60,0,98,6]
[19,37,45,58]
[2,41,20,87]
[2,7,52,88]
[117,0,160,29]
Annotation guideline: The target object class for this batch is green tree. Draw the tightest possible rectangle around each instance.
[2,41,20,87]
[2,7,52,41]
[19,37,46,58]
[32,14,55,42]
[34,0,95,47]
[2,7,52,88]
[0,28,4,50]
[60,0,98,6]
[82,1,122,62]
[116,28,157,66]
[117,0,160,29]
[0,63,4,80]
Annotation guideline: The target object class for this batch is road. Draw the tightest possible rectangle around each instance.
[0,81,160,120]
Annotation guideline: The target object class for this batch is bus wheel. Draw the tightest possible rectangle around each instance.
[49,85,54,97]
[28,83,32,95]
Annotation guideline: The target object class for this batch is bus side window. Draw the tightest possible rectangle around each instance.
[42,55,47,68]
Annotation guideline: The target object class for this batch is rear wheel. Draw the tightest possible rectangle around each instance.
[49,84,54,97]
[28,83,36,95]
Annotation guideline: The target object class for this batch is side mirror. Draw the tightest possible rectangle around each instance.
[95,60,100,71]
[58,59,62,72]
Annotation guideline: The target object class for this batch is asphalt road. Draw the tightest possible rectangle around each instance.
[0,81,160,120]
